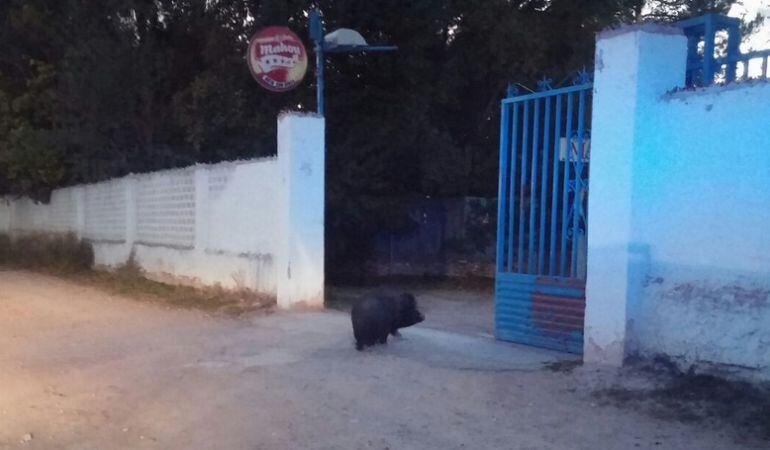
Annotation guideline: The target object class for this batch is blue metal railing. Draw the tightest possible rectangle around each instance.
[496,71,592,279]
[712,49,770,82]
[677,13,770,86]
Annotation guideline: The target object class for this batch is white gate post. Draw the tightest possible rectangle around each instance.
[276,113,325,309]
[584,25,687,365]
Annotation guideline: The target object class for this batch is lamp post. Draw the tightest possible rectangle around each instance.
[308,9,397,115]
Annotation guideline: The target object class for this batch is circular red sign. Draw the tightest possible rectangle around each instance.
[247,27,308,92]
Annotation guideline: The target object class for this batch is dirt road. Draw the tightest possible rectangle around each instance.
[0,270,763,449]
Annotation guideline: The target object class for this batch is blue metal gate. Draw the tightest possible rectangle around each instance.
[495,73,592,354]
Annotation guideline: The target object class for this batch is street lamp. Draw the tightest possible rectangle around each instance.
[308,9,397,115]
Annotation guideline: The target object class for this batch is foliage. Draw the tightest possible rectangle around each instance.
[0,0,749,275]
[643,0,734,21]
[0,232,94,272]
[0,232,273,314]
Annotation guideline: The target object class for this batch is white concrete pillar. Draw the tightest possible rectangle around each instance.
[193,166,210,252]
[124,177,138,250]
[276,113,325,309]
[584,25,687,365]
[9,197,16,233]
[0,198,9,233]
[73,187,86,239]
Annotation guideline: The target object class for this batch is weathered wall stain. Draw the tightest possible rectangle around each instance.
[661,283,770,311]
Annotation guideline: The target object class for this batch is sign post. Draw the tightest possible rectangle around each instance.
[308,9,397,115]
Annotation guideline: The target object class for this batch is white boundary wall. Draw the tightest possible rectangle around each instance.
[585,25,770,379]
[0,113,325,309]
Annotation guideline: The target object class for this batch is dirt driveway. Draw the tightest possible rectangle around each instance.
[0,270,764,449]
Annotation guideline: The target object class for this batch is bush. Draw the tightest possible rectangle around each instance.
[0,232,94,272]
[0,233,10,264]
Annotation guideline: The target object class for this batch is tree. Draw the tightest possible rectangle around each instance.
[0,0,752,276]
[643,0,734,21]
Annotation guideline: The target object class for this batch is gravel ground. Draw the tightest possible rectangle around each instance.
[1,270,766,450]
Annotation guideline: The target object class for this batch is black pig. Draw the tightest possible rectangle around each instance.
[351,292,425,351]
